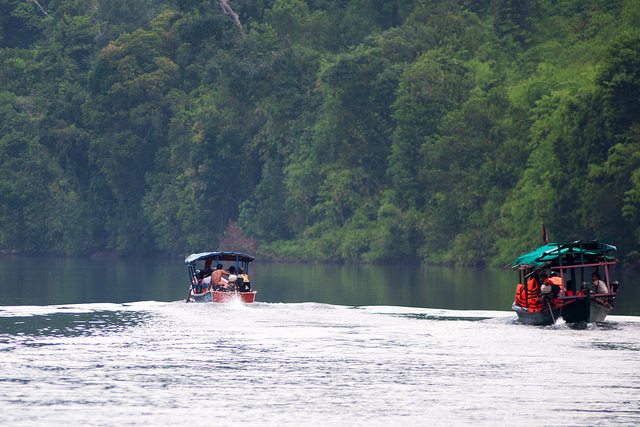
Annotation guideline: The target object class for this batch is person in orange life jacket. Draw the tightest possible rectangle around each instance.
[537,271,558,296]
[546,271,563,297]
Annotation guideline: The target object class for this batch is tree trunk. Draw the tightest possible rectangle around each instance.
[27,0,48,16]
[218,0,242,30]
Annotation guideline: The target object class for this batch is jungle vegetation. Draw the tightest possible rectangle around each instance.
[1,0,639,265]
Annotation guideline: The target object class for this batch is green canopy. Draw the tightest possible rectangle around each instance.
[508,240,617,270]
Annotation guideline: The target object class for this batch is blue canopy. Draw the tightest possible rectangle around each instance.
[185,251,255,265]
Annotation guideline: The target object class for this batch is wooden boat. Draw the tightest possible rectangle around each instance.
[508,240,619,325]
[184,251,257,303]
[511,302,560,326]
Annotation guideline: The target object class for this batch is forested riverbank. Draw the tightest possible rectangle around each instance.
[1,0,639,265]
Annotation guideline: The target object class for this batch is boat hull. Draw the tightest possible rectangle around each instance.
[190,290,256,303]
[560,296,613,323]
[512,303,560,326]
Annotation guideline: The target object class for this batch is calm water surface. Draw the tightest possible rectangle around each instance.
[1,257,639,426]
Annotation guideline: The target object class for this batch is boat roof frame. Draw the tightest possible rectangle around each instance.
[508,240,617,271]
[185,251,255,265]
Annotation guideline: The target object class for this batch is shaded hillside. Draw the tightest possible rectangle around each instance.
[1,0,639,265]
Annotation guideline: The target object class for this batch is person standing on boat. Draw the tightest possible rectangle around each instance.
[591,272,608,294]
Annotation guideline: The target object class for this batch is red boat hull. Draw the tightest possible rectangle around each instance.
[190,289,256,303]
[211,290,256,303]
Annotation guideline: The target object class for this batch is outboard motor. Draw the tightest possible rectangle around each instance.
[540,282,552,295]
[611,281,620,294]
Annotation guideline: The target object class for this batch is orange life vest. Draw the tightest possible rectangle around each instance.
[526,277,542,312]
[514,283,526,307]
[547,276,563,294]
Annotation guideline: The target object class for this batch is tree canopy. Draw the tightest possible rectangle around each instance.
[1,0,639,265]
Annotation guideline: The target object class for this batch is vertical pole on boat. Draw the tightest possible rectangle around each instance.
[185,264,195,303]
[546,299,556,323]
[604,264,610,293]
[581,241,591,322]
[522,270,528,311]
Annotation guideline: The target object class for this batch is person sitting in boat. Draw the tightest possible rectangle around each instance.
[539,271,552,295]
[590,272,608,294]
[238,267,251,292]
[544,271,563,297]
[227,274,239,291]
[193,270,206,293]
[211,264,229,291]
[539,271,563,310]
[564,279,580,296]
[219,266,237,291]
[202,270,213,288]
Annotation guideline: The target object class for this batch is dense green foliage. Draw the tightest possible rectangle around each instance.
[1,0,639,265]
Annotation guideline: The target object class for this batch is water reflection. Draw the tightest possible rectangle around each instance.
[0,256,638,316]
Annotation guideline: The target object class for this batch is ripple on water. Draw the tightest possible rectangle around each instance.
[0,302,638,426]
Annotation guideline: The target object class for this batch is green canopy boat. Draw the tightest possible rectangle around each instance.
[508,240,619,325]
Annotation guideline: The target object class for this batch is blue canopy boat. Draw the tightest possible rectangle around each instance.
[184,251,257,303]
[508,240,619,325]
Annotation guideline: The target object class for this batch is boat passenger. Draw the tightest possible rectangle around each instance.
[591,272,608,294]
[193,270,206,293]
[539,271,552,295]
[211,264,228,290]
[202,272,212,288]
[565,279,575,296]
[227,274,238,291]
[238,267,251,292]
[545,271,563,297]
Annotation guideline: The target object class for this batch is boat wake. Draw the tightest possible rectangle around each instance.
[1,300,639,426]
[2,300,639,323]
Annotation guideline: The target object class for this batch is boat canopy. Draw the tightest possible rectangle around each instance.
[509,240,617,270]
[185,251,255,265]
